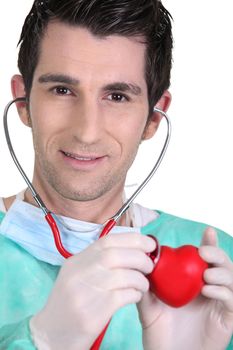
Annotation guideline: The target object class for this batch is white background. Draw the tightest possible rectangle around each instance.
[0,1,232,236]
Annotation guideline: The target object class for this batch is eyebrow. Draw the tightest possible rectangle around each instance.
[38,74,80,85]
[38,73,142,96]
[103,82,142,96]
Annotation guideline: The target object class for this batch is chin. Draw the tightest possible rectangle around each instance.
[45,167,124,202]
[51,184,111,202]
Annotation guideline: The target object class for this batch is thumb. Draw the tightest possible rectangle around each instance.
[201,226,218,247]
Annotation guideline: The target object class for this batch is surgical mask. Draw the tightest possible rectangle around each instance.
[0,199,140,266]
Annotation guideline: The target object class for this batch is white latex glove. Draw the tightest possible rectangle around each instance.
[137,227,233,350]
[30,233,156,350]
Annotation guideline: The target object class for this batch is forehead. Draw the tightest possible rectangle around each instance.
[34,21,147,87]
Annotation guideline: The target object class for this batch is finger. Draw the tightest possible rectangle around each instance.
[204,267,233,291]
[111,288,143,312]
[199,245,233,270]
[98,233,156,253]
[99,247,154,274]
[201,227,218,246]
[202,285,233,313]
[107,269,150,293]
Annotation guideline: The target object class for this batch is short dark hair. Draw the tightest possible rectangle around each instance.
[18,0,173,117]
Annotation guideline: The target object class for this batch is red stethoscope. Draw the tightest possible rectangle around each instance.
[3,97,171,349]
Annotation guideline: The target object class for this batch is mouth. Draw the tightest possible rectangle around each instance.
[63,151,99,161]
[60,150,107,170]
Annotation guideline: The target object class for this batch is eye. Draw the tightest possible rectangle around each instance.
[108,93,128,102]
[53,86,72,96]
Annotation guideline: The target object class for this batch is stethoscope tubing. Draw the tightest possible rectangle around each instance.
[4,97,171,227]
[3,97,171,350]
[4,97,171,250]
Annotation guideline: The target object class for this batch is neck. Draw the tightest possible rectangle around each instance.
[24,177,127,225]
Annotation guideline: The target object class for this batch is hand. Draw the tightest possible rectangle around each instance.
[30,233,155,350]
[137,227,233,350]
[199,227,233,349]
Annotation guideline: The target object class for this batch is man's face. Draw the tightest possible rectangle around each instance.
[28,21,154,201]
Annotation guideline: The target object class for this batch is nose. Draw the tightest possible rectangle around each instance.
[71,99,104,144]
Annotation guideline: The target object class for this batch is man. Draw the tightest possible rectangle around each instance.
[0,0,232,349]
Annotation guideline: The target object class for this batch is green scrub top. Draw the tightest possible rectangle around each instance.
[0,210,233,349]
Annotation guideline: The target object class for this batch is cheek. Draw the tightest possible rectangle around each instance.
[116,113,147,141]
[112,116,146,158]
[29,112,57,159]
[29,97,68,146]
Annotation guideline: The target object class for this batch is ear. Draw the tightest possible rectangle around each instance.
[11,74,31,127]
[142,90,172,140]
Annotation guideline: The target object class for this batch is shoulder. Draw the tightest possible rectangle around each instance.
[141,210,233,260]
[142,210,208,238]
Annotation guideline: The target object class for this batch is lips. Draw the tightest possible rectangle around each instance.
[63,151,99,161]
[61,150,106,169]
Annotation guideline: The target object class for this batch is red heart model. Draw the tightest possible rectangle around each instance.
[148,245,208,307]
